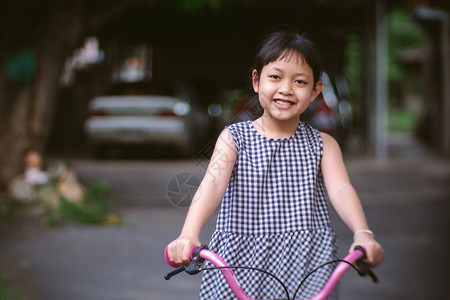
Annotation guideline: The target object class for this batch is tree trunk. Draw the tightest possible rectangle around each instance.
[0,0,142,191]
[0,0,77,190]
[0,37,66,190]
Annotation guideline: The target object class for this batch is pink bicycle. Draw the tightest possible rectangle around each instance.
[164,245,378,300]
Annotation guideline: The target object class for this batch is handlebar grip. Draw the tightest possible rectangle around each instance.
[164,245,201,268]
[353,245,367,259]
[190,246,200,260]
[164,246,181,268]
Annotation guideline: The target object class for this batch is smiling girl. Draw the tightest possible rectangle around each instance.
[166,30,384,299]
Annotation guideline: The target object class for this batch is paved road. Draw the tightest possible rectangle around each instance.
[1,138,449,299]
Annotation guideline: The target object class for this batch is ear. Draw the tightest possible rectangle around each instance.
[252,70,259,93]
[310,81,324,102]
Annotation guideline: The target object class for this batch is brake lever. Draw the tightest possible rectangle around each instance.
[356,259,379,283]
[164,245,208,280]
[165,266,185,280]
[164,257,203,280]
[353,245,378,283]
[185,255,204,275]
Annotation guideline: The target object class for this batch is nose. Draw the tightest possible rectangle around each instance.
[278,80,293,95]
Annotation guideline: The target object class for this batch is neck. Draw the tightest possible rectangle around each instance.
[254,114,299,139]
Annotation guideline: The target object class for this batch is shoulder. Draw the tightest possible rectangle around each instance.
[203,128,237,184]
[300,122,324,156]
[217,127,235,144]
[301,122,323,140]
[214,128,237,157]
[224,121,251,152]
[320,132,344,163]
[225,121,250,134]
[320,132,339,148]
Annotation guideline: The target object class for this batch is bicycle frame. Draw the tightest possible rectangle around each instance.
[164,245,377,300]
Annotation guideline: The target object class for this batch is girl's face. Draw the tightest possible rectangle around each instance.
[252,54,323,123]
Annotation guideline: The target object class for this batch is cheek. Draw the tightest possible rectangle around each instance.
[257,91,267,106]
[301,88,316,101]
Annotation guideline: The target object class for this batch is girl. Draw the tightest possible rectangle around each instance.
[166,30,384,299]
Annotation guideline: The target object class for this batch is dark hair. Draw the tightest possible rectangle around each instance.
[253,31,322,84]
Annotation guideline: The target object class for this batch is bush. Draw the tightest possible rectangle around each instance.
[7,160,120,227]
[42,180,120,227]
[59,180,113,224]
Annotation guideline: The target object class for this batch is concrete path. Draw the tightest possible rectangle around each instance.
[1,136,449,299]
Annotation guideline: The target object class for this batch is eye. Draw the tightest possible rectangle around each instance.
[269,75,281,80]
[295,80,307,85]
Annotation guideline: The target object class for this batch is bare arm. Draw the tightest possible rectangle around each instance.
[167,128,237,265]
[321,133,384,267]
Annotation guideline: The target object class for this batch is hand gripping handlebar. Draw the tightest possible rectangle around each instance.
[164,245,377,300]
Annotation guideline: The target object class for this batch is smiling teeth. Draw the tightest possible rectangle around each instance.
[275,100,293,105]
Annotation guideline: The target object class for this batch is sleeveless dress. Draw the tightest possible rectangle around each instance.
[199,120,339,300]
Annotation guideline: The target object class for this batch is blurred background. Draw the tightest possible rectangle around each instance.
[1,0,449,167]
[0,0,449,299]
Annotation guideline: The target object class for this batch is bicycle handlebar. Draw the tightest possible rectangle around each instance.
[164,245,199,268]
[164,245,377,300]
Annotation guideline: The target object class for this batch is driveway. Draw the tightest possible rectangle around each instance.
[1,137,449,299]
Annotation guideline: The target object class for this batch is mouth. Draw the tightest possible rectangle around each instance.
[273,99,295,107]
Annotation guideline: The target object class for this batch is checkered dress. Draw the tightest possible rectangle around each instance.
[199,120,339,300]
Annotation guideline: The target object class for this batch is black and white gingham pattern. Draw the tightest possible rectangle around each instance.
[199,121,339,300]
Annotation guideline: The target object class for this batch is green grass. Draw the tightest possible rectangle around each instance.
[0,271,20,300]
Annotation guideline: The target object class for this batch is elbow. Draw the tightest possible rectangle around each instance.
[328,183,356,203]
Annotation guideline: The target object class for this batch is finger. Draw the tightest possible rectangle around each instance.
[364,246,376,266]
[372,247,384,267]
[182,244,190,264]
[178,241,191,265]
[368,246,383,267]
[167,243,175,262]
[168,243,182,267]
[175,242,185,265]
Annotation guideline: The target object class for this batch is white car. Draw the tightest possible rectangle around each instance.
[84,81,207,157]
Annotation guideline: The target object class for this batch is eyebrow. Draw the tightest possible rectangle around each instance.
[268,67,311,78]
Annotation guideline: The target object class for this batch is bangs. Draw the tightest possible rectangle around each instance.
[278,49,306,65]
[253,31,322,83]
